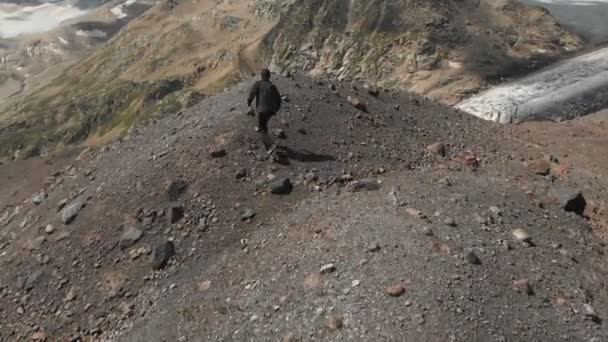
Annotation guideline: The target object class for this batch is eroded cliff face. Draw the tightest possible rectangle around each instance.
[265,0,582,104]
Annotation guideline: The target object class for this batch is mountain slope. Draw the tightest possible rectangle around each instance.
[1,75,607,341]
[0,0,582,159]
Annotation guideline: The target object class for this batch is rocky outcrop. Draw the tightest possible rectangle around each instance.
[264,0,582,104]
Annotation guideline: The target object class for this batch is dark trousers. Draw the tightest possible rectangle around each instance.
[258,111,274,132]
[258,111,275,149]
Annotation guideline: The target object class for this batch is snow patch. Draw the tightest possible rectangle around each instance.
[111,0,137,19]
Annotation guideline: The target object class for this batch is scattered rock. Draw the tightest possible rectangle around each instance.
[241,208,256,221]
[24,270,43,291]
[273,129,287,139]
[422,227,434,236]
[386,284,406,297]
[489,206,502,216]
[119,226,143,251]
[527,159,551,176]
[347,96,367,111]
[209,148,227,158]
[443,218,457,227]
[30,332,48,341]
[367,242,381,252]
[151,241,176,270]
[166,179,188,201]
[327,313,344,330]
[512,229,531,243]
[365,84,380,97]
[426,142,446,157]
[57,198,68,212]
[544,154,559,163]
[31,192,47,205]
[168,203,184,224]
[584,304,601,323]
[320,263,336,274]
[235,168,248,179]
[346,179,380,192]
[352,279,361,287]
[551,187,586,216]
[44,224,55,234]
[61,199,86,224]
[465,250,481,265]
[406,208,426,219]
[270,178,293,195]
[65,287,77,302]
[513,279,534,295]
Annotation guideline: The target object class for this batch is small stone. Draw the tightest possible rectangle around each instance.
[513,279,534,295]
[426,142,446,157]
[584,304,600,323]
[443,218,457,227]
[270,178,293,195]
[119,226,143,251]
[365,84,380,97]
[250,314,259,322]
[198,280,211,291]
[273,129,287,139]
[235,168,248,179]
[151,241,176,270]
[320,263,336,274]
[65,287,77,302]
[422,227,434,236]
[512,229,531,243]
[489,206,502,216]
[406,208,426,219]
[209,148,227,158]
[347,96,367,111]
[44,224,55,234]
[527,159,551,176]
[61,199,85,224]
[327,313,344,330]
[24,270,43,291]
[386,284,406,297]
[551,187,586,216]
[17,306,25,315]
[168,203,184,224]
[346,179,380,192]
[241,208,256,221]
[465,250,481,265]
[31,332,48,341]
[31,192,47,205]
[367,242,381,252]
[544,154,559,163]
[352,280,361,287]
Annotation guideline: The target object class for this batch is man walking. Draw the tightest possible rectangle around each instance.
[247,68,282,149]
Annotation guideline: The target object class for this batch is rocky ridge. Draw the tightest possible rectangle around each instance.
[1,75,607,341]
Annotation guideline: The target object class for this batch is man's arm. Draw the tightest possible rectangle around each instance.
[273,84,281,108]
[247,82,258,107]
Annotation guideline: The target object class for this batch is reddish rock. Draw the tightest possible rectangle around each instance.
[386,284,406,297]
[327,313,344,330]
[528,159,551,175]
[513,279,534,295]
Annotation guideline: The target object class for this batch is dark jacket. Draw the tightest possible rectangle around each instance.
[248,80,281,114]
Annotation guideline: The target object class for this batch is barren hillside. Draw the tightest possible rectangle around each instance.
[1,75,607,341]
[0,0,582,159]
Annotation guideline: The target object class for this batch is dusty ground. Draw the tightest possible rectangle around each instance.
[511,109,608,238]
[1,75,608,341]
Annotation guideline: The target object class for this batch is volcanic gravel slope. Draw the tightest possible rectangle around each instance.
[0,75,607,341]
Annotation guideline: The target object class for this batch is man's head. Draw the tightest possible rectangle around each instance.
[261,68,271,81]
